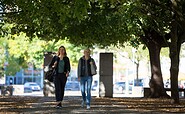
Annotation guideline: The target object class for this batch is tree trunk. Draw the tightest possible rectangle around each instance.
[169,20,180,104]
[148,43,169,98]
[141,29,170,98]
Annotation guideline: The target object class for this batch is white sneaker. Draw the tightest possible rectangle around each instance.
[86,105,90,109]
[81,101,85,107]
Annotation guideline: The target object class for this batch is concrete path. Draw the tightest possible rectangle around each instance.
[0,96,185,114]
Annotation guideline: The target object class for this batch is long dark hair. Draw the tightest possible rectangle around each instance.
[57,46,67,56]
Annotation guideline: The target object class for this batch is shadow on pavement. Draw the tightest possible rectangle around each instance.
[0,96,185,113]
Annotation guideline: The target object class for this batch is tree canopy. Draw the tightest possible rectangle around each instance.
[2,0,135,46]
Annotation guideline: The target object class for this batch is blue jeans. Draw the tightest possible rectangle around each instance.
[80,76,93,106]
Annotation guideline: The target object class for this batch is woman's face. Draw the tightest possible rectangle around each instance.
[59,47,66,55]
[84,49,90,57]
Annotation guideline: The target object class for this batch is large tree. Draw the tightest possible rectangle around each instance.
[1,0,168,95]
[113,1,171,98]
[2,0,185,103]
[168,0,185,103]
[140,0,185,103]
[135,0,185,103]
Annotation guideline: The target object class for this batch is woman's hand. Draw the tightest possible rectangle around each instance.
[66,71,69,77]
[52,61,57,68]
[78,77,81,81]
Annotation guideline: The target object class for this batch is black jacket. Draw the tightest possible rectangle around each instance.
[77,56,96,77]
[49,56,71,74]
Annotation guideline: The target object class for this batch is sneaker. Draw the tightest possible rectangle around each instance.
[81,101,85,107]
[56,102,62,108]
[86,105,90,109]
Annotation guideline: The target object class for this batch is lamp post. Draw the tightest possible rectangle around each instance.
[3,42,9,85]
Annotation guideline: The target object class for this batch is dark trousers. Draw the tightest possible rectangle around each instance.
[54,73,67,101]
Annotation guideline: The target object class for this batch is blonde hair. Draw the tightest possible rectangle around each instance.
[84,48,90,52]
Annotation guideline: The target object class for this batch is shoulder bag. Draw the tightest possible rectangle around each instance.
[90,59,97,75]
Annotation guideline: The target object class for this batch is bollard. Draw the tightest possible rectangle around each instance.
[1,85,13,96]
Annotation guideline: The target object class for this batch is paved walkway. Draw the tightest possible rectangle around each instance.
[0,95,185,114]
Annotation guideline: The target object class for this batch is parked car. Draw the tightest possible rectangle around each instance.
[133,79,143,86]
[114,82,126,93]
[92,84,98,91]
[24,82,41,91]
[65,81,80,91]
[92,80,98,91]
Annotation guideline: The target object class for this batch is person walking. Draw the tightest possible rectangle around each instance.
[78,48,97,109]
[49,46,71,108]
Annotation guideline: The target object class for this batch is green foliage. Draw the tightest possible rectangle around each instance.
[131,0,172,34]
[2,0,132,47]
[4,57,22,76]
[180,43,185,58]
[0,23,84,76]
[161,48,169,57]
[3,0,185,48]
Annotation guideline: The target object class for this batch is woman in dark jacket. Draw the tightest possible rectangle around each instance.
[78,48,97,109]
[49,46,71,108]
